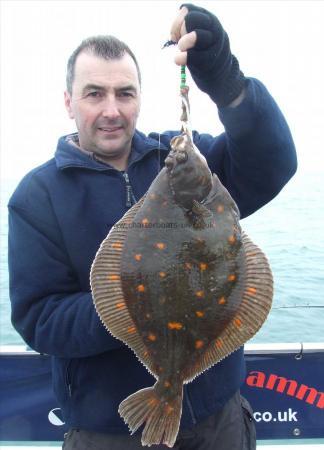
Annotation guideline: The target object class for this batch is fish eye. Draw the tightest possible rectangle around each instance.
[165,155,174,169]
[176,151,188,163]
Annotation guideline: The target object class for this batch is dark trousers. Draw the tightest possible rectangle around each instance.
[62,391,256,449]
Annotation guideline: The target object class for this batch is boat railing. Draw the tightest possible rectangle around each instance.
[0,343,323,443]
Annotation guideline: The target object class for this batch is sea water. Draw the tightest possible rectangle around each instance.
[1,170,323,346]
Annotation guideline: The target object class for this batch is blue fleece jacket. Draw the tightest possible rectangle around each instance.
[8,78,297,432]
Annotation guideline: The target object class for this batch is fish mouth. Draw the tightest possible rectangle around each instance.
[171,133,189,151]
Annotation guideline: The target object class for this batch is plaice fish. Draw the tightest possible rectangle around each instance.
[90,87,273,448]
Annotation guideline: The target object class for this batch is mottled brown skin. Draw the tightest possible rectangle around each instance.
[120,132,245,395]
[91,126,272,446]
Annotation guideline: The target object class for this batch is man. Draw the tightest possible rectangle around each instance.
[8,4,297,450]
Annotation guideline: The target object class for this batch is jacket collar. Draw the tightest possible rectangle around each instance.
[55,130,168,171]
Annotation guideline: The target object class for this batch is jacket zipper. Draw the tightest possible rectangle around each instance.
[123,172,136,208]
[184,385,197,425]
[66,361,73,397]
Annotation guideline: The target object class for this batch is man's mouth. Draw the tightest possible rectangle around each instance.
[98,126,123,133]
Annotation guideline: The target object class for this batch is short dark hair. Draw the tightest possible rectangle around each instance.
[66,35,141,94]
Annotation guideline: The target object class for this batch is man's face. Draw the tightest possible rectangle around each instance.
[64,52,141,164]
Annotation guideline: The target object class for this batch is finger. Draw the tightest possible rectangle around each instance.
[194,29,214,50]
[170,6,188,42]
[180,18,188,37]
[177,31,197,52]
[174,51,187,66]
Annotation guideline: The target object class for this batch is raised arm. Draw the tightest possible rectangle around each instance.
[164,4,297,218]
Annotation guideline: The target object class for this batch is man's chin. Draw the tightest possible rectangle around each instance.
[94,141,130,161]
[97,147,122,157]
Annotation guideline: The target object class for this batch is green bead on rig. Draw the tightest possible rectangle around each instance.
[180,65,187,89]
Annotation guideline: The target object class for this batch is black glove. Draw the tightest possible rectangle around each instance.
[181,4,246,107]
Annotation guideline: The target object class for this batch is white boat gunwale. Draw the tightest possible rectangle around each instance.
[1,342,324,356]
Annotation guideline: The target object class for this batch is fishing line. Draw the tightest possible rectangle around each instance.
[272,305,324,310]
[157,39,187,175]
[155,41,177,175]
[157,132,161,174]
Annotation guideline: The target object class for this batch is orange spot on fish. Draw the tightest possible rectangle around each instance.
[147,397,158,406]
[195,290,205,298]
[107,274,120,281]
[195,311,205,318]
[127,326,136,334]
[155,242,166,250]
[165,404,174,415]
[148,333,157,341]
[228,274,236,282]
[247,287,257,295]
[218,296,226,305]
[137,284,146,292]
[164,381,171,388]
[228,235,236,244]
[199,263,208,271]
[234,318,242,328]
[215,338,223,348]
[195,340,204,349]
[143,350,149,357]
[142,218,149,225]
[185,262,192,270]
[159,271,167,278]
[134,254,142,261]
[217,204,224,213]
[116,302,126,310]
[168,322,183,330]
[111,241,123,250]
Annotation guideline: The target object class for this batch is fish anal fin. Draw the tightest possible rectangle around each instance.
[90,195,157,376]
[184,231,273,382]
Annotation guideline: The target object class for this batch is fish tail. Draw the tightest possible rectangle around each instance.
[118,382,183,448]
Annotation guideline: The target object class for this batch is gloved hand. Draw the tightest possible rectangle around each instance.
[171,4,246,107]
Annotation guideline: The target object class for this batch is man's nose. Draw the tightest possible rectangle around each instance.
[101,96,120,119]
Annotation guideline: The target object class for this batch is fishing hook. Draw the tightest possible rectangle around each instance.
[162,40,177,49]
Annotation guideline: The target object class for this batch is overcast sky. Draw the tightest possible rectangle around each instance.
[1,0,324,182]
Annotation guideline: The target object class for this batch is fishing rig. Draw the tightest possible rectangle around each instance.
[162,39,192,137]
[161,41,324,313]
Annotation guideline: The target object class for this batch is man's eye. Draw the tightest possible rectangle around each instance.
[87,91,101,98]
[120,91,134,98]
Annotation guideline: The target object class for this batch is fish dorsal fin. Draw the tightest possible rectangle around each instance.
[183,231,273,382]
[90,195,158,378]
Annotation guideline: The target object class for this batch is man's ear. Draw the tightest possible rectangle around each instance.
[64,91,75,119]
